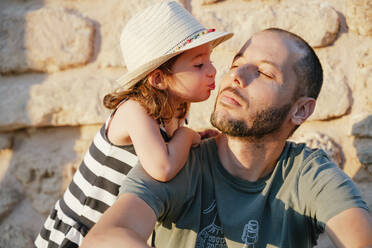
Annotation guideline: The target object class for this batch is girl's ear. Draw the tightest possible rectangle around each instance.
[290,97,316,126]
[148,69,168,90]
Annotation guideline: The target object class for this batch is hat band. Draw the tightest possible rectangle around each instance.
[170,28,216,53]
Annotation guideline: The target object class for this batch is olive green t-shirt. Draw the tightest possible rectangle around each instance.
[120,139,368,248]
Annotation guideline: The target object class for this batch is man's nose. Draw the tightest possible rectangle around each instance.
[230,65,254,87]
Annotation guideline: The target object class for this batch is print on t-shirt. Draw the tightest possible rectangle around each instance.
[241,220,259,248]
[195,200,227,248]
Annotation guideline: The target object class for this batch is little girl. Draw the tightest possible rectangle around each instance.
[35,1,232,247]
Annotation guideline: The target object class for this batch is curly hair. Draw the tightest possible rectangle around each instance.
[103,54,188,122]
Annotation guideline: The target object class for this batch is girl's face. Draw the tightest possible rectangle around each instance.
[167,43,216,103]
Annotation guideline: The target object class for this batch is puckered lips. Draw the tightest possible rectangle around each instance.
[208,81,215,90]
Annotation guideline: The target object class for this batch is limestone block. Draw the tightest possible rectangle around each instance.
[357,45,372,68]
[353,138,372,165]
[346,0,372,37]
[194,0,222,5]
[0,224,33,248]
[0,196,44,242]
[290,132,343,167]
[352,114,372,138]
[193,2,340,53]
[0,68,122,131]
[0,150,13,181]
[0,8,94,74]
[0,133,12,150]
[308,63,351,121]
[11,125,99,215]
[0,187,22,222]
[352,67,372,114]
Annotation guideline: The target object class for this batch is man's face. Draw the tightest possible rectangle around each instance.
[211,31,303,139]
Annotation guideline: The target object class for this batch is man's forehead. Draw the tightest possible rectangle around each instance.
[237,31,305,65]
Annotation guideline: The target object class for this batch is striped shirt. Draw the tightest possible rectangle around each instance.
[35,115,170,248]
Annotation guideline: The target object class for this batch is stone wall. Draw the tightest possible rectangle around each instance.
[0,0,371,247]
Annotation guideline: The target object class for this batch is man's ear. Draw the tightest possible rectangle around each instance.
[148,69,168,90]
[290,97,316,125]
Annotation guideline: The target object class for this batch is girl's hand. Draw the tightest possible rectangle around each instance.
[176,127,201,147]
[190,129,201,147]
[198,129,220,140]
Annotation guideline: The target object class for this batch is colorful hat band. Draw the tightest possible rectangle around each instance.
[171,28,216,52]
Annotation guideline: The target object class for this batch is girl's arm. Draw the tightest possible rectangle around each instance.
[108,100,200,182]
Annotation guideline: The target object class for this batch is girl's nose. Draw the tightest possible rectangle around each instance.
[207,61,216,78]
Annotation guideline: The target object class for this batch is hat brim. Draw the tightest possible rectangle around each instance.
[116,31,233,90]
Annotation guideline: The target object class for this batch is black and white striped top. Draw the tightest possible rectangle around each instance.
[60,123,139,229]
[35,112,170,247]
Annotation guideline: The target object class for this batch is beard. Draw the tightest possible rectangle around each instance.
[210,102,292,139]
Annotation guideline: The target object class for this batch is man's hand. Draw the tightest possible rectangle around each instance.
[326,207,372,248]
[81,194,156,248]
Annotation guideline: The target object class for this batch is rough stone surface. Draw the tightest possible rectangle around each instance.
[352,67,372,114]
[194,0,222,5]
[357,45,372,68]
[193,1,340,53]
[2,197,45,243]
[0,68,121,132]
[0,150,13,182]
[353,138,372,165]
[290,132,344,167]
[0,223,34,248]
[345,0,372,36]
[352,114,372,138]
[0,187,22,222]
[0,7,94,74]
[11,125,98,214]
[0,133,13,150]
[308,63,351,121]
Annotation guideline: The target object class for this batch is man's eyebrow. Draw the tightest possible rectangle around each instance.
[259,60,281,70]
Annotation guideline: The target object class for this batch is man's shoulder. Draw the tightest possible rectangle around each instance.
[286,140,329,160]
[284,141,336,171]
[188,137,218,162]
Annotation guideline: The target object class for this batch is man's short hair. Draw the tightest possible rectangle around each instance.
[264,28,323,100]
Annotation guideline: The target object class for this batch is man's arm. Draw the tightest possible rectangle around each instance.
[326,207,372,248]
[80,193,157,248]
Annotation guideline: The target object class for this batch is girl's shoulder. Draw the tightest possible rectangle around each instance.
[108,99,152,146]
[113,99,149,121]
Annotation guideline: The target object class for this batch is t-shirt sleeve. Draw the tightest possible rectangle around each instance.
[118,147,200,220]
[298,150,369,232]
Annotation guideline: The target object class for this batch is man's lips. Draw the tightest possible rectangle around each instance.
[219,89,246,107]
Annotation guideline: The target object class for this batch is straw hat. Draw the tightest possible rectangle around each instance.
[117,1,233,90]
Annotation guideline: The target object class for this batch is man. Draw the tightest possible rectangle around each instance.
[81,28,372,248]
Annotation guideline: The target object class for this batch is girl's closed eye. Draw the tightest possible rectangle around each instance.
[194,63,204,68]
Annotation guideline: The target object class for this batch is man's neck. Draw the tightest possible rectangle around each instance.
[216,133,287,182]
